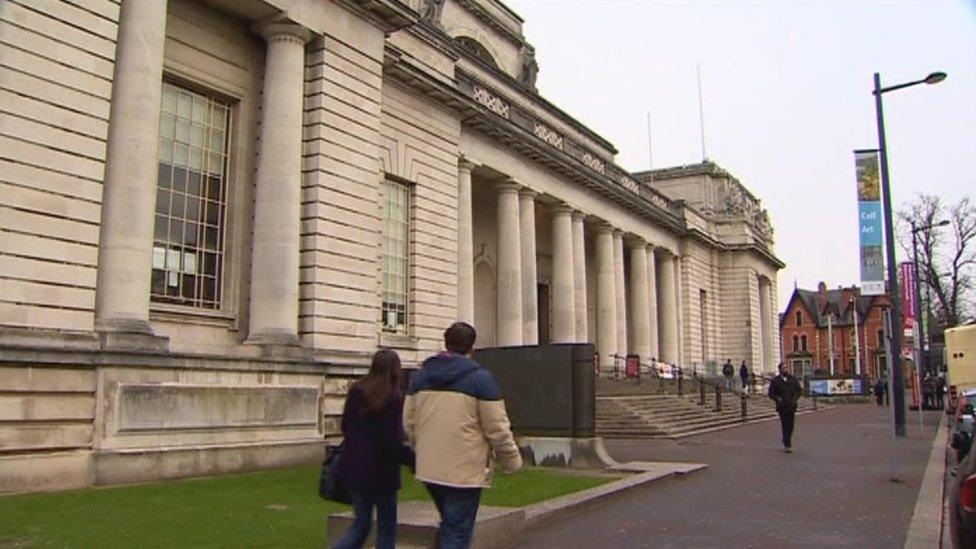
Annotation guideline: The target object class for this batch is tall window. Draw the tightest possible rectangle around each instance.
[795,311,802,326]
[792,335,799,352]
[877,329,885,348]
[800,335,808,352]
[382,180,410,334]
[152,82,230,309]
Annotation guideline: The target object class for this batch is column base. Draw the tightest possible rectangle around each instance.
[245,332,313,360]
[96,319,168,352]
[517,436,616,469]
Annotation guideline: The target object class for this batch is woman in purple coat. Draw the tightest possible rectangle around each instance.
[333,349,410,549]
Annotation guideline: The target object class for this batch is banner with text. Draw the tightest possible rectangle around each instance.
[856,151,885,295]
[900,262,916,329]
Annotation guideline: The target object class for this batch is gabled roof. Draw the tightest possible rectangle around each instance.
[781,285,887,329]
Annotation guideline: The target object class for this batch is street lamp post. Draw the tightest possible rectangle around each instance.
[872,70,945,437]
[910,220,950,409]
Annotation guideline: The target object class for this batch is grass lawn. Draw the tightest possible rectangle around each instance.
[0,466,615,548]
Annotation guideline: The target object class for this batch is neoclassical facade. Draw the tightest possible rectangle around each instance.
[0,0,781,492]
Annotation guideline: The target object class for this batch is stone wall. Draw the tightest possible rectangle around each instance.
[0,0,119,333]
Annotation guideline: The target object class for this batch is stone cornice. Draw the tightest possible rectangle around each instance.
[685,226,785,269]
[454,0,525,46]
[344,0,420,31]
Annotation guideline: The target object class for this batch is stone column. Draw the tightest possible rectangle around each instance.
[646,244,659,361]
[657,250,678,364]
[246,22,312,346]
[674,255,685,366]
[519,189,538,345]
[595,223,616,372]
[760,276,773,371]
[551,205,576,343]
[613,230,627,361]
[94,0,169,347]
[496,182,523,346]
[629,239,651,361]
[572,211,588,342]
[457,158,475,324]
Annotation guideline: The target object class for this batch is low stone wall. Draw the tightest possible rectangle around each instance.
[0,347,350,494]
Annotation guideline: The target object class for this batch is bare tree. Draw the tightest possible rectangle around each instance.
[898,194,976,332]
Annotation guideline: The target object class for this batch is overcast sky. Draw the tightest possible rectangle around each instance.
[503,0,976,308]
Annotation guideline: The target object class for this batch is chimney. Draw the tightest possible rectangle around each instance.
[817,281,827,313]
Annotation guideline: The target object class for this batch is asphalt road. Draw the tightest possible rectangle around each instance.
[513,404,943,548]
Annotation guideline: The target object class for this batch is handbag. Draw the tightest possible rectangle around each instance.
[318,443,352,503]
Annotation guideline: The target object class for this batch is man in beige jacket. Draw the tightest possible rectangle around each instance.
[404,322,522,548]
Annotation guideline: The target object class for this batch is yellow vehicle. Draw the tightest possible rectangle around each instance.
[946,324,976,408]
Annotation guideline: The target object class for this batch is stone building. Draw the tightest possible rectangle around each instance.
[780,282,891,378]
[0,0,782,492]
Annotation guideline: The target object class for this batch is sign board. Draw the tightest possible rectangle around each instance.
[809,378,864,396]
[855,150,885,295]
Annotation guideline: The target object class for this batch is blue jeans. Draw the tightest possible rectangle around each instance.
[332,488,397,549]
[424,483,482,549]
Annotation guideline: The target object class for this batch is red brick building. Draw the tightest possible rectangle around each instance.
[780,282,892,379]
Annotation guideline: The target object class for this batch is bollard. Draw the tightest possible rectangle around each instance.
[740,393,747,422]
[699,377,706,406]
[714,384,722,412]
[677,368,683,396]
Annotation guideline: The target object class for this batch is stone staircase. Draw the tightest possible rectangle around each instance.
[596,392,823,439]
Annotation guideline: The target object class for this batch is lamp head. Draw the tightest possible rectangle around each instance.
[924,72,947,85]
[936,219,951,227]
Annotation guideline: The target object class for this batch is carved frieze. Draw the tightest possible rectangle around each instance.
[581,151,605,174]
[472,84,510,118]
[533,122,563,149]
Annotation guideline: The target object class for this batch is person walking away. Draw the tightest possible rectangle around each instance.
[404,322,522,549]
[936,375,946,410]
[722,359,734,391]
[333,349,412,549]
[768,363,803,452]
[873,378,885,406]
[739,361,749,393]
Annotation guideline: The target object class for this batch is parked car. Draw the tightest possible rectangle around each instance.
[951,389,976,462]
[949,446,976,547]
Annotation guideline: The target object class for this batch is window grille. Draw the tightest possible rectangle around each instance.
[151,83,229,309]
[381,180,410,334]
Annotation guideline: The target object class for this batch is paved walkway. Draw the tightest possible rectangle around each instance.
[513,404,943,548]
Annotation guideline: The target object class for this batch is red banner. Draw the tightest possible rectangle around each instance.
[900,262,916,329]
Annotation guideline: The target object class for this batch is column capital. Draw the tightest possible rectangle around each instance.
[612,228,625,239]
[646,242,656,252]
[496,180,522,195]
[550,203,574,216]
[458,156,476,172]
[518,187,539,199]
[595,220,614,235]
[571,209,587,221]
[253,19,313,44]
[628,236,647,251]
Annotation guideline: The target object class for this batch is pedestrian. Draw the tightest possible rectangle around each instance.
[768,362,803,453]
[404,322,522,549]
[873,378,885,406]
[722,359,734,391]
[333,348,413,549]
[922,373,935,410]
[936,375,946,410]
[739,361,749,393]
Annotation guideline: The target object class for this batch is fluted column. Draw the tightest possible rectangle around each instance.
[247,22,312,345]
[657,250,678,364]
[551,205,576,343]
[572,211,588,342]
[519,189,538,345]
[613,230,627,360]
[457,158,475,324]
[673,255,684,366]
[595,223,616,372]
[629,239,651,360]
[94,0,169,341]
[496,182,523,346]
[760,277,773,371]
[646,244,659,361]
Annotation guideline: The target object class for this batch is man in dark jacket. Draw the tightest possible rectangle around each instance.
[739,361,749,393]
[722,359,734,391]
[768,362,803,452]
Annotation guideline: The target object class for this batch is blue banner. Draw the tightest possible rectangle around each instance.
[855,151,885,295]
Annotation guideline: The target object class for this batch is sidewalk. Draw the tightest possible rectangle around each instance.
[517,404,943,548]
[904,413,948,548]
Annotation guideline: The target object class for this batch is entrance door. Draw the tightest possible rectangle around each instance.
[537,283,550,346]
